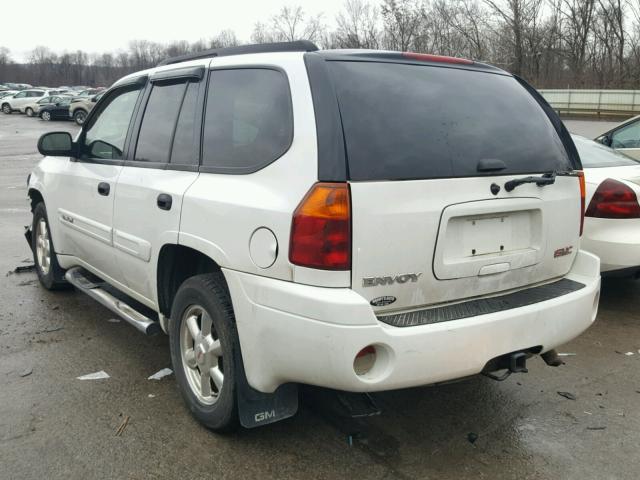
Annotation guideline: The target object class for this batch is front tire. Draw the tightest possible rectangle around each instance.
[25,107,34,117]
[169,273,240,432]
[41,111,51,121]
[31,202,67,290]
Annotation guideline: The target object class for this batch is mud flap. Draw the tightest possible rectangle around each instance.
[234,348,298,428]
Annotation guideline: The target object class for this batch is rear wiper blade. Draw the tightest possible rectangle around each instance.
[504,171,556,192]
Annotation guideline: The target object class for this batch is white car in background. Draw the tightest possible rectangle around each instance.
[574,134,640,276]
[596,115,640,161]
[1,89,55,114]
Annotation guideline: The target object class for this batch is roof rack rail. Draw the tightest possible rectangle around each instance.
[157,40,319,67]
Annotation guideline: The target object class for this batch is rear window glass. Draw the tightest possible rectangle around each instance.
[573,135,639,168]
[328,61,571,181]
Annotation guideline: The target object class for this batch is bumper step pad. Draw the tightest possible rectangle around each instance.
[378,278,585,328]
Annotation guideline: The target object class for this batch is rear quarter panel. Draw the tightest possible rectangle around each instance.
[179,53,330,283]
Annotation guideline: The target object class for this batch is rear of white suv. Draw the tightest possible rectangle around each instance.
[224,51,600,396]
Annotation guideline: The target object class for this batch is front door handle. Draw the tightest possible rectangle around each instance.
[98,182,110,196]
[157,193,172,211]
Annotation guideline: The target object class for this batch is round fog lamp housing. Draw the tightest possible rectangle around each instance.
[354,345,377,376]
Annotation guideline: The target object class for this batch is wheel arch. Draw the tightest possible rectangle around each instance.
[28,188,45,212]
[156,244,225,318]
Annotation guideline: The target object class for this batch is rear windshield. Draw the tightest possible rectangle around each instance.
[572,135,639,168]
[328,61,572,181]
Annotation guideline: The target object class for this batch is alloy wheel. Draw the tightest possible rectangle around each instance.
[35,218,51,275]
[180,304,224,405]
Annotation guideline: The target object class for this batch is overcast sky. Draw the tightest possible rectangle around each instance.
[0,0,345,62]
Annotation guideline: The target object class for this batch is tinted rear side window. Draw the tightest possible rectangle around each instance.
[202,68,292,173]
[170,81,199,165]
[135,81,186,163]
[327,61,571,181]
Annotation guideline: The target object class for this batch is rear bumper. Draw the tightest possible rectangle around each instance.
[224,250,601,393]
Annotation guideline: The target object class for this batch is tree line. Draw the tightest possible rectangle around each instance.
[1,0,639,89]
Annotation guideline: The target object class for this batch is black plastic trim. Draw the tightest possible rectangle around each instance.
[303,53,347,181]
[377,278,585,327]
[150,66,205,82]
[157,40,318,66]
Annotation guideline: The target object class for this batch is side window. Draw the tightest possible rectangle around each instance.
[134,81,187,163]
[170,82,200,165]
[14,92,26,98]
[202,68,292,172]
[81,86,142,160]
[611,121,640,149]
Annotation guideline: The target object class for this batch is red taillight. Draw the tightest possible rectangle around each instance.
[578,171,586,235]
[401,52,473,65]
[585,178,640,219]
[289,182,351,270]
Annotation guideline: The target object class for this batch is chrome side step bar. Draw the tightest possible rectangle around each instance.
[65,267,161,336]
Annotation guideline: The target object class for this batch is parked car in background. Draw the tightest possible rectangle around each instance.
[574,135,640,276]
[2,89,55,114]
[596,115,640,160]
[0,90,18,100]
[39,96,72,121]
[28,41,600,432]
[72,88,103,99]
[24,95,72,117]
[69,91,103,125]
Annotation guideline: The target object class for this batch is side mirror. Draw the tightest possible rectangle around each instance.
[596,135,612,147]
[91,96,97,103]
[38,132,73,157]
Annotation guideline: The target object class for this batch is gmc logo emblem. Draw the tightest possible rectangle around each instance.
[254,410,276,422]
[554,246,573,258]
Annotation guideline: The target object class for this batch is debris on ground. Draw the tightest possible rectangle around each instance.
[51,305,60,311]
[587,426,606,430]
[40,326,64,333]
[19,367,33,377]
[557,353,576,357]
[107,318,121,323]
[18,280,36,286]
[115,415,130,436]
[148,394,156,398]
[624,352,635,356]
[6,264,36,276]
[467,432,478,444]
[77,370,110,380]
[148,368,173,380]
[557,391,577,400]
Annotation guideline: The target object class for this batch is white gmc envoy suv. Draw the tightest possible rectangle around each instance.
[26,41,601,432]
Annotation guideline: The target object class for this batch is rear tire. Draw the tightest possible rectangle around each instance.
[73,109,87,126]
[25,107,34,117]
[169,273,240,433]
[31,202,68,290]
[2,103,11,114]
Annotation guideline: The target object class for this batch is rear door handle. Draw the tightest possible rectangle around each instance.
[157,193,172,211]
[98,182,110,196]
